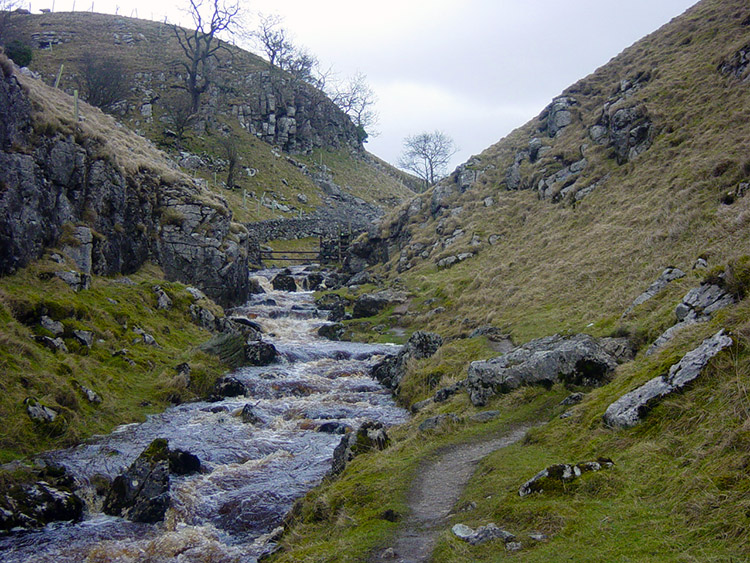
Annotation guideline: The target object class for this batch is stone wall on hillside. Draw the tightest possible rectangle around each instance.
[0,64,249,307]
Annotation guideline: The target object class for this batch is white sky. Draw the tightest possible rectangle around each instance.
[33,0,697,171]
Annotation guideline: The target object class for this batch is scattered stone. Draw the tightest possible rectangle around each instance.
[465,334,620,407]
[693,258,709,270]
[271,271,297,292]
[40,315,64,335]
[244,340,278,365]
[329,421,390,475]
[529,532,549,542]
[72,380,102,404]
[623,267,686,316]
[506,541,523,552]
[133,327,157,346]
[72,330,94,347]
[186,286,207,300]
[419,413,460,432]
[519,458,615,497]
[24,397,59,423]
[240,403,263,424]
[35,335,68,353]
[318,323,345,341]
[560,392,584,406]
[605,330,732,428]
[210,376,246,399]
[433,381,464,403]
[54,270,90,292]
[153,285,173,310]
[452,523,475,541]
[372,331,443,390]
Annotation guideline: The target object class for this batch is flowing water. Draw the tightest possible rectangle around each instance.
[1,268,408,562]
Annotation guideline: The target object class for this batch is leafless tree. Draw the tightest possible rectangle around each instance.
[173,0,240,113]
[253,14,293,70]
[399,131,457,191]
[330,72,378,141]
[161,91,197,142]
[77,53,129,112]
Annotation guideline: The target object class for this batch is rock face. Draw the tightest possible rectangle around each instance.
[604,330,732,428]
[329,421,390,476]
[371,331,443,391]
[465,334,621,407]
[519,459,615,497]
[0,64,249,307]
[647,283,735,353]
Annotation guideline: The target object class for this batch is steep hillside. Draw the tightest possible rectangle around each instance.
[269,1,750,560]
[4,11,416,228]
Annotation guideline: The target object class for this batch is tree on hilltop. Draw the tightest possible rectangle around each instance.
[399,131,457,191]
[173,0,240,113]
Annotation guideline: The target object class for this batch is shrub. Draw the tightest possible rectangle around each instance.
[4,40,32,67]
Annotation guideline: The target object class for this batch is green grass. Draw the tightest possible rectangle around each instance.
[0,258,227,462]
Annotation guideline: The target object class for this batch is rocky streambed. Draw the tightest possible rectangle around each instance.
[0,267,408,562]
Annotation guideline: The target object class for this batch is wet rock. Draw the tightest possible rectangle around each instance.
[623,267,686,316]
[315,293,347,322]
[352,289,407,318]
[168,449,201,475]
[519,458,615,497]
[372,331,443,391]
[40,315,64,335]
[210,375,246,399]
[240,403,263,425]
[318,322,345,341]
[72,330,94,347]
[317,421,351,434]
[302,272,325,291]
[153,285,173,310]
[452,523,516,545]
[330,421,390,475]
[24,397,59,423]
[419,413,460,431]
[605,330,732,428]
[54,270,90,292]
[465,334,620,407]
[648,283,735,353]
[103,439,172,523]
[35,335,68,353]
[271,271,297,292]
[0,477,83,532]
[244,340,278,365]
[229,316,264,333]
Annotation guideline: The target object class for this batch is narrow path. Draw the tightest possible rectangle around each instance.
[371,425,530,563]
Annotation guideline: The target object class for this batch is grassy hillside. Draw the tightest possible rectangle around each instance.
[270,0,750,560]
[6,11,415,223]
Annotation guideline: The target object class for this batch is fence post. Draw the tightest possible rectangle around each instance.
[73,89,79,121]
[54,64,64,88]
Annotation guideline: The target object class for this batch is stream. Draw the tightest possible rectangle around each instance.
[1,267,408,562]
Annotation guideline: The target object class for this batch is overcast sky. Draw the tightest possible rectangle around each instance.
[37,0,697,171]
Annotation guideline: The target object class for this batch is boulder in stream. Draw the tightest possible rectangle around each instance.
[244,340,278,365]
[210,375,247,400]
[329,421,390,476]
[372,331,443,391]
[271,270,297,292]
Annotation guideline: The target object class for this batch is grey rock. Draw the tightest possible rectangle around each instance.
[648,284,735,353]
[271,272,297,292]
[624,267,686,315]
[35,335,68,353]
[330,421,390,475]
[24,397,59,423]
[506,541,523,552]
[418,413,460,431]
[40,315,64,336]
[352,290,407,318]
[61,226,93,274]
[0,478,83,532]
[244,340,278,366]
[453,523,516,545]
[465,334,620,406]
[469,410,500,423]
[73,380,102,404]
[433,381,464,403]
[186,286,207,300]
[133,327,157,346]
[411,398,433,413]
[560,392,584,406]
[451,523,475,541]
[605,330,732,428]
[544,96,576,137]
[55,271,90,292]
[72,330,94,347]
[529,532,548,542]
[372,331,443,390]
[211,376,246,399]
[153,286,173,310]
[240,403,263,424]
[318,322,345,341]
[519,459,615,497]
[316,293,347,322]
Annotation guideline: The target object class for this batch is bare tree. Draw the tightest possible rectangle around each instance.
[161,90,197,142]
[330,72,378,142]
[253,14,294,70]
[173,0,240,113]
[399,131,457,191]
[77,53,129,112]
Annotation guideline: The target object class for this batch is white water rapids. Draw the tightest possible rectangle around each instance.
[0,268,408,562]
